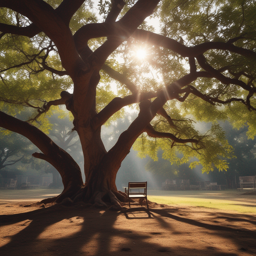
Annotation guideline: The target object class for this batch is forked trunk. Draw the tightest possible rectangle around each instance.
[74,118,127,206]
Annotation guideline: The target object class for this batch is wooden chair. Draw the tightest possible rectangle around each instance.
[125,182,148,208]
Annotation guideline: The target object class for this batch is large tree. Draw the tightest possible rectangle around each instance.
[0,0,255,207]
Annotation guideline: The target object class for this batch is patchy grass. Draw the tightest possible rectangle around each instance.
[148,194,256,214]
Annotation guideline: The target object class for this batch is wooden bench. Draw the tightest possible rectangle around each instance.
[206,182,221,190]
[7,179,17,189]
[125,182,148,208]
[239,176,256,190]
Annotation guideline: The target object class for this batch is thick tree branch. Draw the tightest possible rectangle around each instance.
[105,0,125,23]
[164,71,213,99]
[40,63,68,76]
[0,0,85,37]
[0,23,39,38]
[189,57,196,73]
[103,82,188,166]
[95,100,158,180]
[73,23,116,60]
[55,0,86,26]
[0,110,83,194]
[132,29,256,58]
[93,91,157,129]
[15,0,86,80]
[0,0,33,21]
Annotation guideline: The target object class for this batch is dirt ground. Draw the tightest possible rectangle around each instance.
[0,199,256,256]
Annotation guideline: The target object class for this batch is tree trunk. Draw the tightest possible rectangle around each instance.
[74,117,126,207]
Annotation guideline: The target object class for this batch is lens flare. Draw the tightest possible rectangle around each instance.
[136,48,147,59]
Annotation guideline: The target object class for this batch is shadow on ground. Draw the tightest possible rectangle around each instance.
[0,201,256,256]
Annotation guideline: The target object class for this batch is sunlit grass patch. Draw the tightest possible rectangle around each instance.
[148,196,256,214]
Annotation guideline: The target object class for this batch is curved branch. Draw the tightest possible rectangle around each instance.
[27,91,73,122]
[16,0,86,79]
[95,100,157,174]
[181,85,256,110]
[179,85,215,104]
[0,23,39,38]
[144,124,199,145]
[132,29,256,58]
[210,95,256,110]
[196,54,253,92]
[93,91,157,129]
[0,110,83,194]
[164,71,213,99]
[157,107,177,128]
[55,0,86,26]
[94,70,215,129]
[41,63,68,76]
[102,64,137,93]
[0,0,85,37]
[105,0,125,23]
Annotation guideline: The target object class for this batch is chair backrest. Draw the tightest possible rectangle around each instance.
[239,176,256,183]
[128,182,147,195]
[128,182,147,188]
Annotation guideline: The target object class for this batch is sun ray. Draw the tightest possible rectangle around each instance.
[136,48,147,60]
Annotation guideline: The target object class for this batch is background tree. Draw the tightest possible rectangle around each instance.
[0,132,28,171]
[45,111,83,188]
[0,0,255,207]
[145,122,256,188]
[0,131,33,187]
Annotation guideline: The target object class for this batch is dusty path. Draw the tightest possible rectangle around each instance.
[0,200,256,256]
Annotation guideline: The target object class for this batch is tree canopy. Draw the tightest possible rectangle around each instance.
[0,0,255,206]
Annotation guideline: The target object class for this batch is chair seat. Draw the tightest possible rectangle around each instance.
[128,194,146,198]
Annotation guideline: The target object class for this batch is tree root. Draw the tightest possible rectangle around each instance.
[107,190,122,209]
[38,186,128,211]
[40,196,58,205]
[90,189,127,210]
[38,184,82,206]
[113,190,128,202]
[93,191,108,207]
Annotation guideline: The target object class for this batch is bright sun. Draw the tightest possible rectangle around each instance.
[136,48,147,59]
